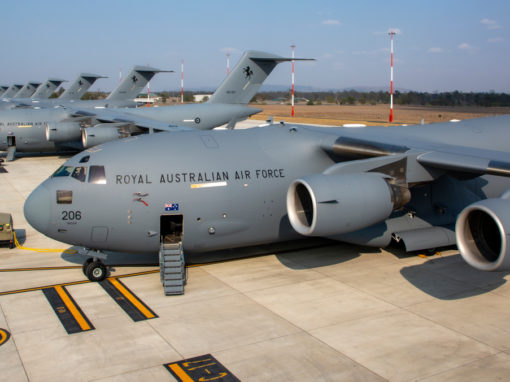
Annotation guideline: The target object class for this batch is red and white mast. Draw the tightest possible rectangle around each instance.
[389,30,396,122]
[226,51,230,76]
[180,59,184,104]
[119,68,122,83]
[291,44,295,117]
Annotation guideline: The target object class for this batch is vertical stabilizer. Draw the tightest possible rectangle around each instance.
[208,50,314,104]
[31,78,65,99]
[0,86,8,97]
[14,81,41,98]
[2,84,23,98]
[106,66,172,101]
[59,73,106,100]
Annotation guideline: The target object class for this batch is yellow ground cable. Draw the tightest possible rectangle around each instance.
[13,231,77,254]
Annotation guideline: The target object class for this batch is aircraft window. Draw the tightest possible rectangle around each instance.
[57,190,73,204]
[52,166,74,177]
[79,155,90,163]
[71,167,87,182]
[89,166,106,184]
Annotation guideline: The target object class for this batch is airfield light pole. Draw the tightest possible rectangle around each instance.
[181,59,184,104]
[291,44,295,117]
[147,79,150,107]
[226,51,230,76]
[119,68,122,84]
[389,30,396,123]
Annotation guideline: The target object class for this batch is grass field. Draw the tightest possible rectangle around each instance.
[248,103,510,126]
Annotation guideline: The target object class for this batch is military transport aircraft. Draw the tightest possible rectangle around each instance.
[0,66,170,160]
[0,50,310,160]
[0,73,106,110]
[24,115,510,281]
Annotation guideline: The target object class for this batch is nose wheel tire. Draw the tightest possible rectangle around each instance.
[85,261,107,282]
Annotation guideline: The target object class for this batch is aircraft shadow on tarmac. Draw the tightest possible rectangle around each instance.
[57,239,508,301]
[399,254,508,300]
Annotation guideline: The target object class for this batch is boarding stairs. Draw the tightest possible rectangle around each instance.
[6,146,16,161]
[159,239,186,295]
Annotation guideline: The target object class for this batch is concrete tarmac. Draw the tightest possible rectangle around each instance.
[1,126,510,381]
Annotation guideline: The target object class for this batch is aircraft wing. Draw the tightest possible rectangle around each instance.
[322,134,510,184]
[71,108,192,133]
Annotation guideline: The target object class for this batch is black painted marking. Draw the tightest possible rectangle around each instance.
[42,286,94,334]
[0,328,10,346]
[164,354,240,382]
[99,278,158,322]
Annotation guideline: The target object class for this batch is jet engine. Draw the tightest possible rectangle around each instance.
[456,198,510,271]
[287,173,410,237]
[45,122,82,142]
[81,125,129,148]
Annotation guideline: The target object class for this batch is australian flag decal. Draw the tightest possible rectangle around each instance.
[165,203,179,211]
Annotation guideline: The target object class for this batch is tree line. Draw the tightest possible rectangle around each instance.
[251,90,510,107]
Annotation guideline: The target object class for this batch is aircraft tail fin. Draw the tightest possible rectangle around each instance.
[59,73,107,100]
[106,66,173,101]
[0,86,9,97]
[14,81,41,98]
[31,78,65,99]
[2,84,23,99]
[208,50,314,104]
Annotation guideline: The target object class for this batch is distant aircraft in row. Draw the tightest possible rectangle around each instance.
[0,51,311,160]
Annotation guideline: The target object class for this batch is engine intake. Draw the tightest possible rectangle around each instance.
[82,125,129,148]
[45,122,82,142]
[456,198,510,271]
[287,173,410,237]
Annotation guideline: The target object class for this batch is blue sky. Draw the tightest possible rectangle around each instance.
[2,0,509,93]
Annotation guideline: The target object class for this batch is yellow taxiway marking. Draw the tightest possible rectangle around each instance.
[0,269,160,296]
[0,266,82,272]
[54,285,91,331]
[168,364,194,382]
[0,329,10,346]
[108,278,156,319]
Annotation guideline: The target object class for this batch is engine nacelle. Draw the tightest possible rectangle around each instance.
[287,173,410,237]
[45,122,82,142]
[82,125,128,148]
[456,198,510,271]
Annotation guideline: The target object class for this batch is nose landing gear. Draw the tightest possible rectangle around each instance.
[82,257,108,282]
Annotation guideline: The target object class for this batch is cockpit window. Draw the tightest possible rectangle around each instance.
[79,155,90,163]
[52,166,74,177]
[57,190,73,204]
[89,165,106,184]
[71,167,87,182]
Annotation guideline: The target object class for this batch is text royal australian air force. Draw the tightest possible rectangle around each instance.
[115,168,286,185]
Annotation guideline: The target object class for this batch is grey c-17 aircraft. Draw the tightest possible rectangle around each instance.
[0,51,311,160]
[0,78,65,110]
[24,114,510,283]
[1,73,107,109]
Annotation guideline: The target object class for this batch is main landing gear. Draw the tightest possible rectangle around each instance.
[82,257,108,282]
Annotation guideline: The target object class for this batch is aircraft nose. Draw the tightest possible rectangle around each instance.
[24,184,51,233]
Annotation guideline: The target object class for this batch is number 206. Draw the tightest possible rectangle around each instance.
[62,210,81,220]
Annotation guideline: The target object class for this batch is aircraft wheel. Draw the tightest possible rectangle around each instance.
[85,261,107,282]
[82,258,94,275]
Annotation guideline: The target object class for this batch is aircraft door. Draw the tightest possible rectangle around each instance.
[160,215,183,244]
[7,136,15,147]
